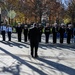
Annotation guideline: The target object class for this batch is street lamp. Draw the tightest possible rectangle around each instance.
[0,7,1,25]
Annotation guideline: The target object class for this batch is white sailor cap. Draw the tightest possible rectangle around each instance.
[54,23,57,25]
[68,24,72,27]
[54,23,57,26]
[18,22,21,25]
[61,23,65,26]
[25,25,27,27]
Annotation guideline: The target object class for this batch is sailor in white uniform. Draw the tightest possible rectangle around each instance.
[1,23,7,41]
[7,24,12,41]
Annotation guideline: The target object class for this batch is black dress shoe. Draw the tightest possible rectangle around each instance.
[35,55,38,58]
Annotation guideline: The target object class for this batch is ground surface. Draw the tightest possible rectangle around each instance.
[0,33,75,75]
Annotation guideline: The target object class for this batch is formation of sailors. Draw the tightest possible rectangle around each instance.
[0,22,75,44]
[38,22,75,44]
[0,23,12,41]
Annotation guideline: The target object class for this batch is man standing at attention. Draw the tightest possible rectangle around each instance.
[1,22,7,41]
[16,23,22,42]
[7,24,12,41]
[28,23,39,58]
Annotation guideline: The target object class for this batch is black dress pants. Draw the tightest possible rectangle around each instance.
[2,31,5,41]
[18,33,21,42]
[30,41,39,57]
[24,34,27,42]
[45,34,49,43]
[53,33,57,43]
[8,32,11,41]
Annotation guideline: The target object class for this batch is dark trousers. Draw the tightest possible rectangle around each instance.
[30,41,39,57]
[39,34,42,42]
[2,31,5,41]
[53,33,57,43]
[67,35,71,44]
[24,34,27,42]
[18,33,21,42]
[60,34,64,43]
[45,34,49,43]
[8,32,11,41]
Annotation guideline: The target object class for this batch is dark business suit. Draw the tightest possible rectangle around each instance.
[38,26,43,42]
[59,27,65,43]
[67,28,73,44]
[45,26,50,43]
[24,28,28,42]
[28,27,39,58]
[16,26,22,42]
[52,27,58,43]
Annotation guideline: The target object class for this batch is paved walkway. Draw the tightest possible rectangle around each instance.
[0,33,75,75]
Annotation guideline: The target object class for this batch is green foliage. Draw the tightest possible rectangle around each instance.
[64,18,71,24]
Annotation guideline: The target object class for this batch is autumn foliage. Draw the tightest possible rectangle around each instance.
[0,0,64,24]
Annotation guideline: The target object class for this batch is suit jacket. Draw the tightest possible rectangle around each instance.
[59,27,65,35]
[24,28,28,35]
[52,27,58,34]
[28,27,39,43]
[67,28,73,35]
[45,27,50,34]
[16,26,22,34]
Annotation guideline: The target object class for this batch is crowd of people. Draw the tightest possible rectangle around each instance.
[0,22,75,44]
[0,22,75,58]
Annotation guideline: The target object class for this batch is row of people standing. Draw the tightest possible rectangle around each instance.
[16,23,28,42]
[37,23,74,44]
[53,23,74,44]
[48,23,74,44]
[0,22,29,42]
[0,22,75,44]
[16,22,75,44]
[0,23,12,41]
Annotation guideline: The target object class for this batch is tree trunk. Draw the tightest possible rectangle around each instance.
[71,13,74,27]
[35,15,37,23]
[39,10,42,23]
[9,18,10,24]
[11,19,13,26]
[24,17,27,24]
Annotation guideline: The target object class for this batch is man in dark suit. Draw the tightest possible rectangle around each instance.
[38,23,43,42]
[23,25,28,42]
[44,23,50,43]
[59,23,65,43]
[16,23,22,42]
[28,23,39,58]
[66,24,73,44]
[52,23,58,44]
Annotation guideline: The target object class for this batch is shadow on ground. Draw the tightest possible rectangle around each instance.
[0,41,29,48]
[39,43,75,51]
[0,47,75,75]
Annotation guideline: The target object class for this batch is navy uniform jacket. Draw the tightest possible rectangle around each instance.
[24,28,28,35]
[38,26,43,34]
[67,28,73,37]
[45,27,50,34]
[16,26,22,34]
[59,27,65,35]
[52,27,58,34]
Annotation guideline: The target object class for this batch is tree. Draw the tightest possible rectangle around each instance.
[66,0,75,26]
[0,0,65,24]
